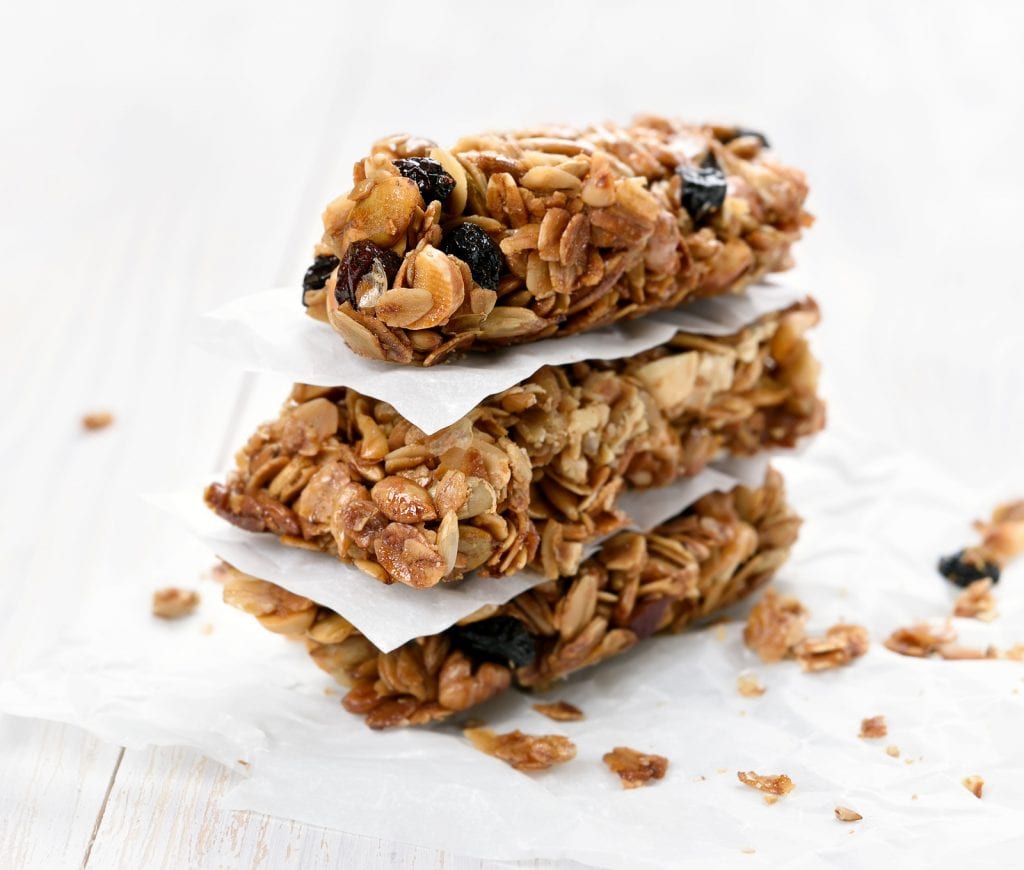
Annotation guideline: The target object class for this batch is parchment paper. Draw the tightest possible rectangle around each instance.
[3,427,1023,868]
[150,467,738,653]
[196,284,807,435]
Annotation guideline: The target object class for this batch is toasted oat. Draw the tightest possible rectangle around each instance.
[937,643,995,660]
[81,411,114,431]
[953,579,997,621]
[976,500,1024,565]
[884,622,956,658]
[834,806,862,822]
[763,795,778,806]
[963,775,984,798]
[1004,644,1024,661]
[859,716,888,739]
[151,587,200,619]
[743,590,808,663]
[603,746,669,789]
[737,771,795,796]
[464,727,576,771]
[793,623,870,672]
[532,700,584,722]
[736,672,766,697]
[886,745,901,758]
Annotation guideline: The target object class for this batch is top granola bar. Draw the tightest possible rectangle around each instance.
[302,116,811,365]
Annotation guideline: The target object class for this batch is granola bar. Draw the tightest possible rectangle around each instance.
[206,301,822,588]
[221,470,801,727]
[301,116,811,365]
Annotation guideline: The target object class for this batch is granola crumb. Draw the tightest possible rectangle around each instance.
[717,767,729,774]
[963,775,984,798]
[602,746,669,789]
[740,847,756,854]
[323,686,337,696]
[743,590,808,663]
[937,643,992,660]
[953,579,998,621]
[461,717,487,729]
[911,793,918,800]
[886,745,901,758]
[199,622,214,635]
[714,624,728,642]
[237,759,250,767]
[152,587,200,619]
[859,715,888,739]
[464,727,576,771]
[737,672,766,697]
[737,771,795,796]
[81,411,114,431]
[834,806,862,822]
[1004,644,1024,661]
[793,623,870,672]
[763,794,778,806]
[884,622,956,658]
[532,700,585,722]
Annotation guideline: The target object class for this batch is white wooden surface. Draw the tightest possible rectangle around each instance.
[3,2,1024,867]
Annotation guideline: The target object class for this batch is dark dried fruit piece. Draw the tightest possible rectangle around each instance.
[301,254,340,306]
[336,240,403,309]
[678,154,727,226]
[440,223,503,290]
[718,128,771,149]
[393,157,455,206]
[450,616,537,667]
[938,549,1001,587]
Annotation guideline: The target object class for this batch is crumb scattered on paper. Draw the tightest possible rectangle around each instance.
[152,587,200,619]
[464,727,576,771]
[81,411,114,431]
[737,771,795,796]
[963,775,984,798]
[859,715,888,739]
[884,622,956,658]
[793,623,870,672]
[834,806,862,822]
[736,672,766,697]
[886,745,901,758]
[743,590,808,663]
[953,579,997,621]
[602,746,669,789]
[533,700,584,722]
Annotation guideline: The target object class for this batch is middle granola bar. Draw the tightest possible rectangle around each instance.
[206,299,823,588]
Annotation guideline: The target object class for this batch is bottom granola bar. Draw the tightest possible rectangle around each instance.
[222,468,799,728]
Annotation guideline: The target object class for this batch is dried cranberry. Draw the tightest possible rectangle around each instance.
[336,240,402,309]
[450,616,537,667]
[393,157,455,206]
[440,223,503,290]
[678,153,727,226]
[938,549,1001,587]
[718,128,771,149]
[301,254,339,306]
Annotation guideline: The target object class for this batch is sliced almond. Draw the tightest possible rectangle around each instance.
[404,245,466,329]
[479,306,548,340]
[374,287,436,328]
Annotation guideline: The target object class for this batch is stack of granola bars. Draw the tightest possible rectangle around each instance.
[204,116,823,728]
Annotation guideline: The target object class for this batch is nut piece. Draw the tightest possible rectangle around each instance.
[953,579,997,621]
[464,727,577,771]
[82,411,114,431]
[736,672,766,697]
[859,715,888,739]
[737,771,795,796]
[152,587,200,620]
[405,245,466,330]
[371,476,438,522]
[963,775,985,799]
[834,806,863,822]
[743,589,808,663]
[603,746,669,789]
[532,700,585,722]
[373,524,448,588]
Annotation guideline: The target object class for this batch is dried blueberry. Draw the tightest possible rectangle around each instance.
[938,549,1001,587]
[440,223,503,290]
[335,240,402,309]
[678,153,727,226]
[450,616,537,667]
[719,128,771,149]
[301,254,339,306]
[393,157,455,206]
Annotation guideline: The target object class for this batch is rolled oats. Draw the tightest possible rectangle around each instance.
[151,587,200,620]
[742,589,808,663]
[207,303,822,587]
[81,411,114,431]
[859,715,888,739]
[532,700,585,722]
[464,727,577,771]
[962,775,984,798]
[834,807,862,822]
[603,746,669,789]
[737,771,795,796]
[952,578,997,621]
[736,672,766,697]
[884,622,957,658]
[304,116,810,364]
[223,472,801,727]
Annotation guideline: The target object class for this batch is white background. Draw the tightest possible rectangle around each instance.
[2,1,1023,867]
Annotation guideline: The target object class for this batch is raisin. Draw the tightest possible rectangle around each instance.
[718,128,771,149]
[301,254,339,306]
[678,153,727,226]
[450,616,537,668]
[938,549,1001,587]
[393,157,455,206]
[335,240,402,309]
[440,223,503,290]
